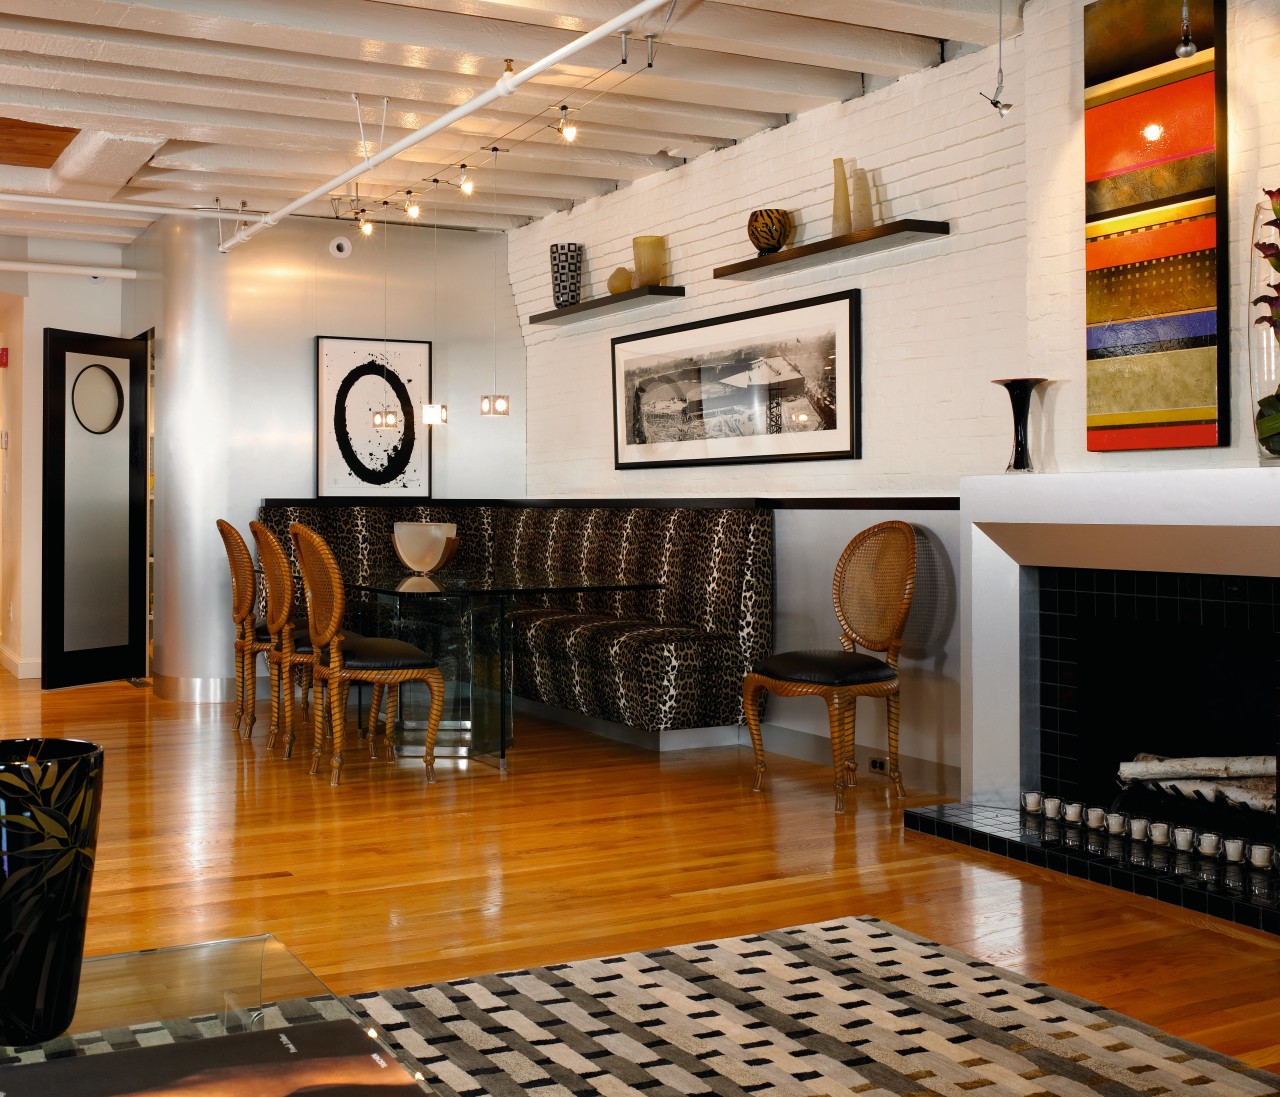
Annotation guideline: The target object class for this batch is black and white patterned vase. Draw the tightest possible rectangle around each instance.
[550,243,583,308]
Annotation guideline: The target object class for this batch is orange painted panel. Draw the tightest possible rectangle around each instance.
[1085,216,1215,272]
[1087,421,1217,450]
[1084,73,1215,182]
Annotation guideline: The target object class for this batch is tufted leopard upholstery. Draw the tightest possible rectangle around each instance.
[256,501,774,733]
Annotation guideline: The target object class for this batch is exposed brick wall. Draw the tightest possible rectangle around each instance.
[507,0,1280,498]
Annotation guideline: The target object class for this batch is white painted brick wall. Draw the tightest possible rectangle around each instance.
[509,0,1280,498]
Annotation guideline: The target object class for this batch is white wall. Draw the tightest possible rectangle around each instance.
[0,239,127,678]
[503,0,1280,782]
[123,216,526,695]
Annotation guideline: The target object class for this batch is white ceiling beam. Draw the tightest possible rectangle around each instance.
[0,37,774,144]
[710,0,1016,47]
[49,130,167,200]
[0,54,725,159]
[368,0,941,75]
[3,1,861,113]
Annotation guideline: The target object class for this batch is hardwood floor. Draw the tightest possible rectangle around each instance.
[3,673,1278,1073]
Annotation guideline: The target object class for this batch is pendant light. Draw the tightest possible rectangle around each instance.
[422,181,448,427]
[373,202,399,429]
[480,146,508,417]
[1175,0,1197,58]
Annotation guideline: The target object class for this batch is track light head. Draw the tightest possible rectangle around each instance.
[1175,0,1196,57]
[404,191,420,218]
[979,88,1013,117]
[557,105,578,142]
[458,165,473,196]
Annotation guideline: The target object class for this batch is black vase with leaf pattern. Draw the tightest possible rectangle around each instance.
[0,738,104,1046]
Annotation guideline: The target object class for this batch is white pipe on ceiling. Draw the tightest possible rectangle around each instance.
[0,259,137,280]
[0,193,260,222]
[218,0,671,252]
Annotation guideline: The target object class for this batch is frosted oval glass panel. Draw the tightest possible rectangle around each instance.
[71,363,124,434]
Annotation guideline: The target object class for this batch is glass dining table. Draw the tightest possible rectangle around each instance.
[345,565,660,769]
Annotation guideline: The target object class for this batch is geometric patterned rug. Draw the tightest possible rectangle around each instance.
[345,917,1280,1097]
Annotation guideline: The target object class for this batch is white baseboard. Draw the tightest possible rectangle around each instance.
[0,643,40,680]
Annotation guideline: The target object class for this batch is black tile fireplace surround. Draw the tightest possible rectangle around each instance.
[906,564,1280,936]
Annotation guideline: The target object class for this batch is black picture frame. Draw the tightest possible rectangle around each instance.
[611,290,861,470]
[315,336,433,497]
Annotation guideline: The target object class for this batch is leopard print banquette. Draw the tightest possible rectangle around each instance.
[256,501,774,733]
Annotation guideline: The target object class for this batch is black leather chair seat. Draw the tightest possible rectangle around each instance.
[255,621,315,654]
[752,649,894,687]
[326,634,431,671]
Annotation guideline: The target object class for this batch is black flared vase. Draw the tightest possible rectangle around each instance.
[993,377,1048,472]
[0,739,104,1046]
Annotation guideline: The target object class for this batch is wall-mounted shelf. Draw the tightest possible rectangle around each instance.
[528,285,685,326]
[712,219,950,281]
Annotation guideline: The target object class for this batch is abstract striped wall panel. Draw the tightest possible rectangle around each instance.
[1083,0,1228,452]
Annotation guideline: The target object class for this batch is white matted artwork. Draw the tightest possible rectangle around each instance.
[611,290,860,469]
[316,336,432,497]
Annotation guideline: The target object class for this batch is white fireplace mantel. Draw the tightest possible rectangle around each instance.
[961,469,1280,804]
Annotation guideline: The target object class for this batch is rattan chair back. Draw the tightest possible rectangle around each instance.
[216,518,255,625]
[290,522,346,651]
[250,520,295,637]
[832,520,916,660]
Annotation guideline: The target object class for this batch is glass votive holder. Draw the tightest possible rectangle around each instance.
[1248,843,1275,870]
[1149,820,1171,846]
[1128,816,1150,842]
[632,235,667,287]
[1061,800,1082,824]
[1104,811,1127,836]
[1173,825,1196,852]
[1043,796,1063,820]
[1197,831,1222,858]
[1085,806,1106,830]
[1021,790,1043,813]
[1223,837,1246,863]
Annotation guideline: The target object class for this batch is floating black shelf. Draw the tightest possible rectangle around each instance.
[528,285,685,325]
[712,219,950,281]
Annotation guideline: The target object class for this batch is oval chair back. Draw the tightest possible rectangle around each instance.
[216,518,268,738]
[833,520,917,663]
[216,518,255,627]
[290,522,346,653]
[251,520,312,756]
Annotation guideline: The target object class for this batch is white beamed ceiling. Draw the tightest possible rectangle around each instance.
[0,0,1015,245]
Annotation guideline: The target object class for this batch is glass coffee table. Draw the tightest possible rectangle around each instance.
[0,935,433,1093]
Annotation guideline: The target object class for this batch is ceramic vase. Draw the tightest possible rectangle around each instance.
[0,738,104,1045]
[746,209,793,256]
[1250,195,1280,464]
[849,167,873,231]
[831,158,852,237]
[550,243,583,309]
[393,521,460,574]
[632,236,666,287]
[607,267,634,295]
[993,378,1048,472]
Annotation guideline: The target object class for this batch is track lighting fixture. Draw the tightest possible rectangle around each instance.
[556,105,578,142]
[422,404,448,425]
[979,0,1014,118]
[1175,0,1196,57]
[404,191,420,219]
[458,165,474,196]
[372,408,399,429]
[358,208,374,236]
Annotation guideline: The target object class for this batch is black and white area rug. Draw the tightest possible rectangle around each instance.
[346,916,1280,1097]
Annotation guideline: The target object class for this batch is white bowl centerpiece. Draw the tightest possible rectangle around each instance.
[393,521,460,575]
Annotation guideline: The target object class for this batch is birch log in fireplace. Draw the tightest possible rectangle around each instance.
[1118,753,1278,813]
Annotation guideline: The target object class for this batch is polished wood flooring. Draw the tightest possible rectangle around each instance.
[3,673,1278,1073]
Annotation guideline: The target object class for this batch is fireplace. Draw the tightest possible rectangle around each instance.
[1036,565,1279,846]
[904,471,1280,936]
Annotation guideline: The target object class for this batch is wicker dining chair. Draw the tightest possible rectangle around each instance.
[216,519,273,739]
[290,522,446,787]
[743,520,917,813]
[250,520,314,758]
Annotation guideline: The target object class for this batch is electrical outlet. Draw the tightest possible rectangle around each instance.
[870,757,886,772]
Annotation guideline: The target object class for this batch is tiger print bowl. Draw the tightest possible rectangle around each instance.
[746,208,794,257]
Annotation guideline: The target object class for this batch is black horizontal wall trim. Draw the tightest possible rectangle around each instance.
[262,496,960,511]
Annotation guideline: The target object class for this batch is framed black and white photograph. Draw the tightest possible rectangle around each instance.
[316,336,432,497]
[611,290,860,470]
